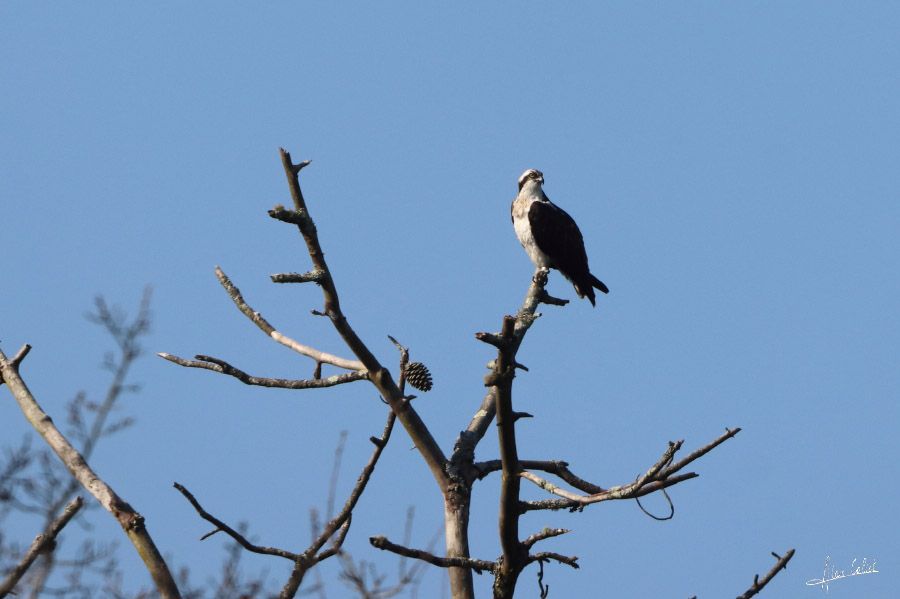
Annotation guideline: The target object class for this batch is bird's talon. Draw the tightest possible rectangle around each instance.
[532,268,550,285]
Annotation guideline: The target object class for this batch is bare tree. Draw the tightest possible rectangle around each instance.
[1,147,794,597]
[158,148,794,598]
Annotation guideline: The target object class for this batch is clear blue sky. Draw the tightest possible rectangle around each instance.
[2,3,898,597]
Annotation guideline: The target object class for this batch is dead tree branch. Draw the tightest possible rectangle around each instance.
[272,148,450,493]
[0,496,83,598]
[172,483,300,561]
[456,268,566,470]
[369,536,496,575]
[337,505,434,599]
[522,528,571,550]
[212,265,365,371]
[517,429,739,506]
[665,427,741,475]
[0,347,181,599]
[526,552,579,569]
[271,270,326,284]
[470,268,582,598]
[175,406,397,599]
[475,459,606,494]
[157,353,367,389]
[735,549,795,599]
[482,314,526,598]
[280,408,397,598]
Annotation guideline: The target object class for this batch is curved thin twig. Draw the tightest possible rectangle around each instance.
[634,487,674,521]
[172,483,299,561]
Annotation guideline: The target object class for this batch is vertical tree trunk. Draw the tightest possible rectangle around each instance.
[444,487,474,599]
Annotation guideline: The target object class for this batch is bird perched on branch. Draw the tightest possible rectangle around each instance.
[511,169,609,305]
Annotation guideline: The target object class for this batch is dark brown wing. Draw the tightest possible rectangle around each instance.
[528,200,590,277]
[529,199,607,304]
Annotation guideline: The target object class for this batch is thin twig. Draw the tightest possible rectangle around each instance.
[518,498,584,513]
[0,496,84,597]
[212,265,365,371]
[665,427,741,476]
[475,460,606,494]
[522,528,571,549]
[325,431,349,522]
[158,353,367,389]
[536,559,549,599]
[527,552,579,569]
[279,408,398,599]
[173,483,300,561]
[369,536,496,575]
[634,487,674,521]
[11,344,32,369]
[271,270,325,284]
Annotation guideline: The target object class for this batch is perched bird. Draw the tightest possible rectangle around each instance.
[511,169,609,305]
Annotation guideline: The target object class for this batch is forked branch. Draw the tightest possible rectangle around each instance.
[736,549,795,599]
[473,269,570,598]
[175,406,397,599]
[272,148,449,492]
[518,428,740,506]
[460,268,566,461]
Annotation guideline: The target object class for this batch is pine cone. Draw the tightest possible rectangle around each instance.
[405,361,433,392]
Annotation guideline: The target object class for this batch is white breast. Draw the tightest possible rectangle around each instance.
[512,196,551,268]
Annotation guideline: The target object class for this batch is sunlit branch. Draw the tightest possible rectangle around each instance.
[213,265,365,371]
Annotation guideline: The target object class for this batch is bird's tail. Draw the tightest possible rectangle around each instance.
[574,274,608,307]
[590,274,609,295]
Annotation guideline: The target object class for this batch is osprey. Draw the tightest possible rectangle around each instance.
[511,169,609,305]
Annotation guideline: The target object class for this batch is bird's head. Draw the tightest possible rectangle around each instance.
[517,168,544,192]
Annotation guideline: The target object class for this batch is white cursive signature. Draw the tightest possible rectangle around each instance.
[806,555,878,592]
